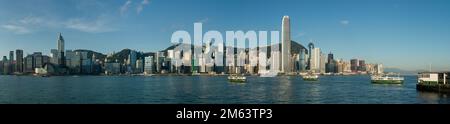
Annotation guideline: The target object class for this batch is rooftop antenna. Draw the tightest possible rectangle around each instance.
[429,63,432,72]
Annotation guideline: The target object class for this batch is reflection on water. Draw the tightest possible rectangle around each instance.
[0,75,450,104]
[417,91,449,104]
[276,76,293,103]
[306,81,321,104]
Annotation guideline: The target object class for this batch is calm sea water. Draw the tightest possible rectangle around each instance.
[0,75,449,104]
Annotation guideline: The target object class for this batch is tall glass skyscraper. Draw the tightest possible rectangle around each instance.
[57,33,65,66]
[15,49,23,73]
[281,16,291,73]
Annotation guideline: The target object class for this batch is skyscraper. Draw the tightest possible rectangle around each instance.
[281,16,291,73]
[327,52,334,63]
[358,60,366,71]
[307,42,314,70]
[350,59,359,72]
[320,53,326,73]
[2,56,7,74]
[57,33,65,54]
[16,49,23,73]
[57,33,65,66]
[33,52,43,68]
[144,56,154,74]
[9,51,14,72]
[9,51,14,63]
[326,52,336,73]
[310,48,321,73]
[24,55,34,73]
[299,49,306,71]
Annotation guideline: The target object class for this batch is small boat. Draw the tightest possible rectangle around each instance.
[371,73,404,84]
[228,74,246,83]
[302,74,319,81]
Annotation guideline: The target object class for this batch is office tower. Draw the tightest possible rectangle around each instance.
[2,56,7,74]
[144,56,154,74]
[270,51,281,72]
[310,48,321,73]
[9,51,14,63]
[350,59,359,72]
[281,16,291,73]
[9,51,14,72]
[136,58,144,73]
[105,62,120,75]
[128,50,137,72]
[326,52,336,73]
[155,52,164,73]
[320,53,326,73]
[57,33,65,66]
[327,52,334,63]
[66,50,81,73]
[57,33,65,55]
[33,52,43,68]
[24,55,34,73]
[358,60,366,71]
[16,49,23,73]
[78,51,92,74]
[50,49,58,64]
[307,42,314,70]
[336,60,344,73]
[299,49,306,71]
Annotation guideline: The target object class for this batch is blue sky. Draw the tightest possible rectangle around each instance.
[0,0,449,71]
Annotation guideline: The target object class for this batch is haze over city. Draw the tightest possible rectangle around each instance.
[1,0,449,72]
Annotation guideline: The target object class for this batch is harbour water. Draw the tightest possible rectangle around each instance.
[0,75,449,104]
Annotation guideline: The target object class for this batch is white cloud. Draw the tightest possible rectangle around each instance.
[19,16,44,25]
[137,0,150,14]
[340,20,350,25]
[1,16,47,34]
[120,0,133,16]
[65,17,116,33]
[2,15,116,34]
[1,24,31,34]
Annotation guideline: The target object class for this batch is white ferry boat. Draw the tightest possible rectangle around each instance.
[371,73,404,84]
[228,74,246,82]
[302,74,319,81]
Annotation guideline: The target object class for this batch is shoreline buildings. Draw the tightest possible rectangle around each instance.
[0,16,384,76]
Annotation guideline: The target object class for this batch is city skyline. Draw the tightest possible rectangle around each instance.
[1,0,450,71]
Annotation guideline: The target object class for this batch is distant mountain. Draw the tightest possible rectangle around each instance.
[384,68,419,75]
[106,49,153,63]
[73,49,106,60]
[102,40,308,64]
[291,40,308,55]
[161,40,308,55]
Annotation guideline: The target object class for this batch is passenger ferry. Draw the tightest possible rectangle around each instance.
[228,74,246,82]
[302,74,319,81]
[371,73,404,84]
